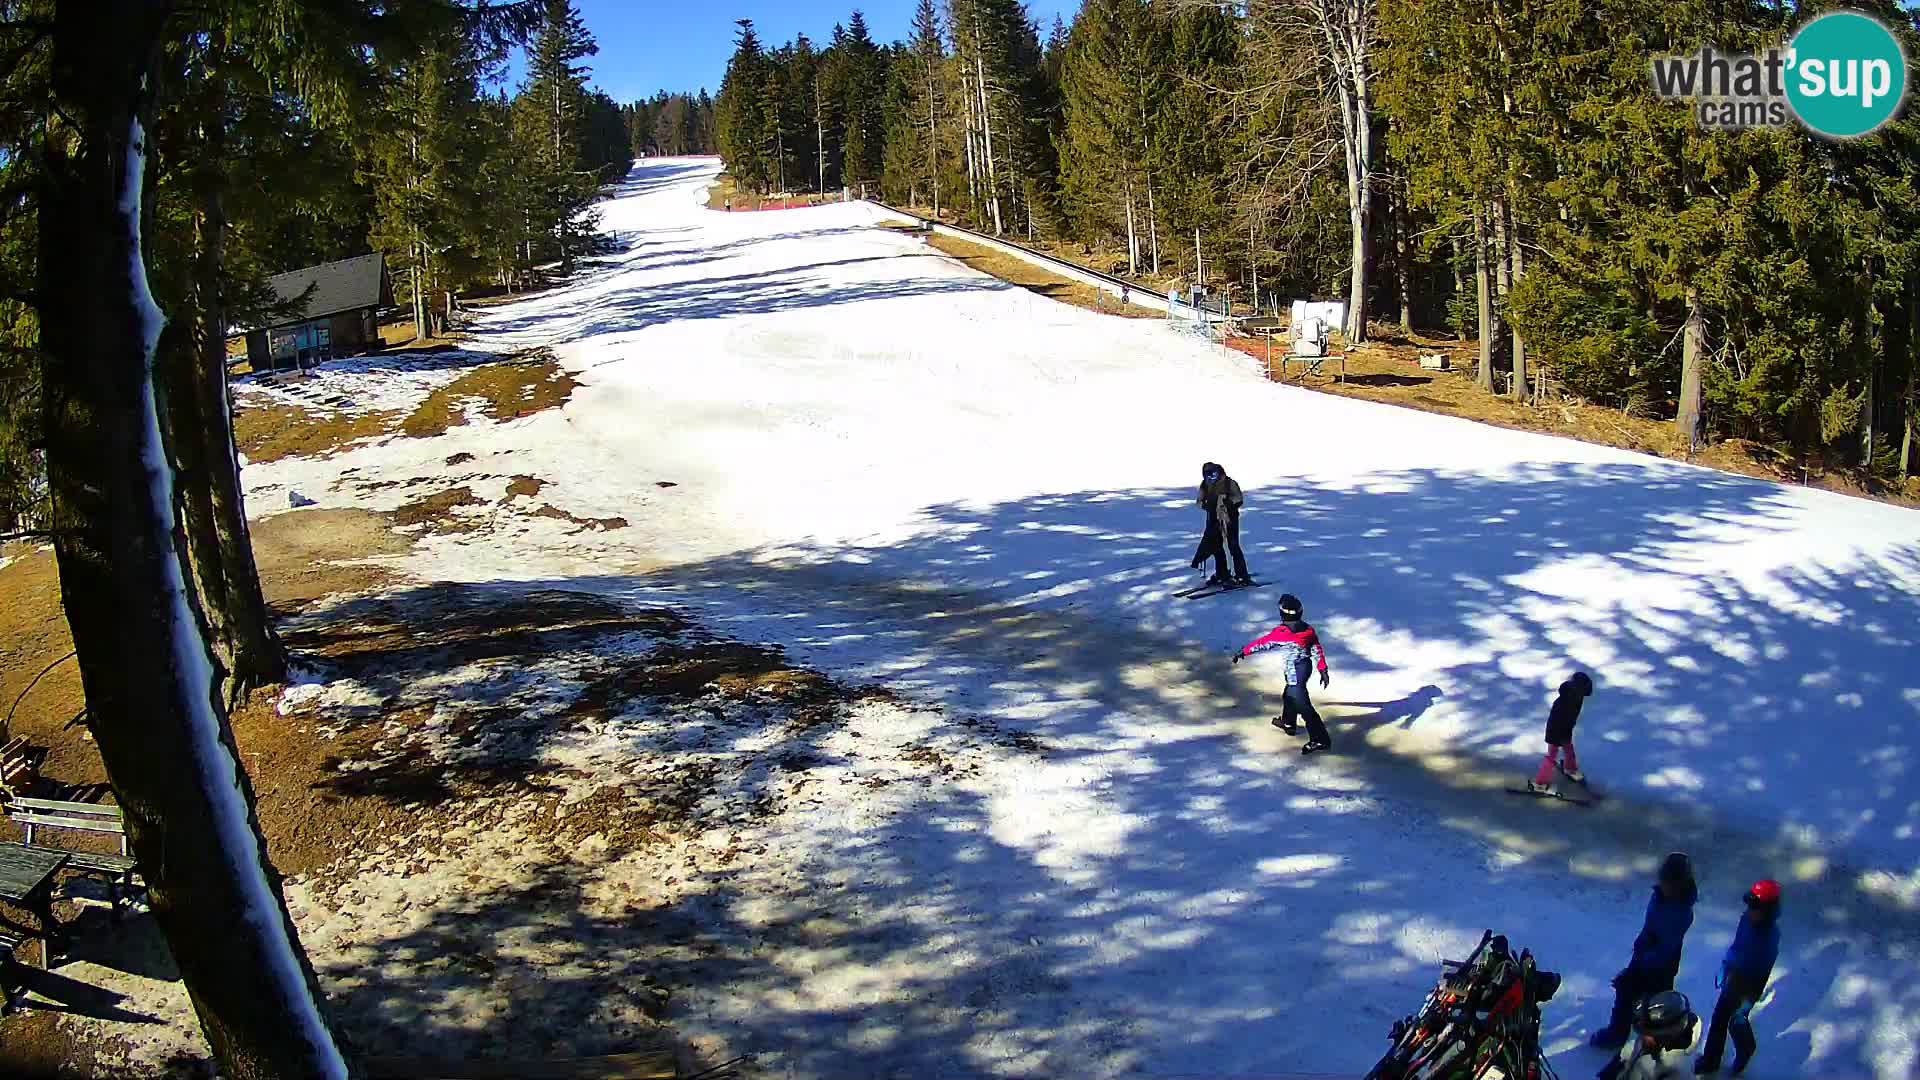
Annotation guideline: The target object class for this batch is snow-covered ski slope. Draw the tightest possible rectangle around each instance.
[249,158,1920,1079]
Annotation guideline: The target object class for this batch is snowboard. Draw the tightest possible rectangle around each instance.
[1506,786,1594,807]
[1177,578,1268,600]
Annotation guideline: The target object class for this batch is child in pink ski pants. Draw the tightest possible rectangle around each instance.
[1534,672,1593,787]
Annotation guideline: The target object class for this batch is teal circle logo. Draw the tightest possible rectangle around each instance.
[1786,11,1908,138]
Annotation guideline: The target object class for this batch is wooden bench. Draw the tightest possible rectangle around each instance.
[6,798,145,917]
[0,737,39,800]
[0,929,25,1013]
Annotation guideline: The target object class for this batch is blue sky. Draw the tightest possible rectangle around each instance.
[502,0,1080,103]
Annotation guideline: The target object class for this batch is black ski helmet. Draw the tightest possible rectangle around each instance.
[1569,671,1594,696]
[1658,852,1694,887]
[1202,461,1222,481]
[1278,593,1303,619]
[1634,990,1697,1050]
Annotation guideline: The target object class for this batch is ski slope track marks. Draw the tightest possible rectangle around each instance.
[236,158,1920,1080]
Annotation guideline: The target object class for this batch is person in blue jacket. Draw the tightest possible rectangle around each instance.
[1696,879,1783,1076]
[1590,852,1698,1049]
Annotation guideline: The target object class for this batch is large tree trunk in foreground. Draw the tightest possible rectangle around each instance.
[39,4,352,1076]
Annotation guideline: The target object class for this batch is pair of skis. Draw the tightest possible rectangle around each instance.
[1507,762,1605,807]
[1176,577,1268,600]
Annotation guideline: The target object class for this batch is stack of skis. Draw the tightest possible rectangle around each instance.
[1365,930,1564,1080]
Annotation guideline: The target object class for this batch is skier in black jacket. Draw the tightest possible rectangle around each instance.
[1190,461,1251,587]
[1528,672,1593,794]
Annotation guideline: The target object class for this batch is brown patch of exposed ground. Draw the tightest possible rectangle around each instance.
[250,508,409,609]
[233,349,579,465]
[388,486,486,533]
[531,504,629,532]
[926,232,1161,319]
[504,475,546,499]
[1,512,906,1071]
[234,403,404,464]
[399,349,579,438]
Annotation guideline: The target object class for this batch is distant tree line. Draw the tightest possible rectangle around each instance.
[624,91,718,156]
[715,0,1920,482]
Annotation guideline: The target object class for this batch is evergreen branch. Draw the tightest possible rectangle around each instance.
[0,27,49,75]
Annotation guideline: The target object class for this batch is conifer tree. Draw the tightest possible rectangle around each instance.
[517,0,602,268]
[718,19,775,192]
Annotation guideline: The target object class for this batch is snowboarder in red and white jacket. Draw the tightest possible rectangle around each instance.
[1231,593,1333,753]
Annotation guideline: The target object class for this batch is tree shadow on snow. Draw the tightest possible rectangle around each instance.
[292,463,1920,1079]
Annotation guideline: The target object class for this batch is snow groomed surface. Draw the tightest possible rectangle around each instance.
[246,158,1920,1080]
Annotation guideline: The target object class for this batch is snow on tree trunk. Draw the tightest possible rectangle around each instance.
[38,13,352,1066]
[1677,285,1707,445]
[129,110,351,1080]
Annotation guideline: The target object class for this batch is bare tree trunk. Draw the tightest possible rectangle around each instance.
[190,53,285,694]
[976,48,1003,234]
[1451,231,1468,337]
[1677,285,1707,445]
[40,7,351,1074]
[1394,182,1413,333]
[1492,197,1511,394]
[1506,201,1527,401]
[926,60,940,218]
[1250,216,1260,313]
[1124,181,1139,277]
[411,250,427,341]
[1316,0,1376,343]
[1474,206,1494,392]
[1904,277,1918,482]
[958,57,981,221]
[1136,94,1160,274]
[1146,168,1160,275]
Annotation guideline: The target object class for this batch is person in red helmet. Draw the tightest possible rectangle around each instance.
[1231,593,1333,753]
[1696,880,1782,1076]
